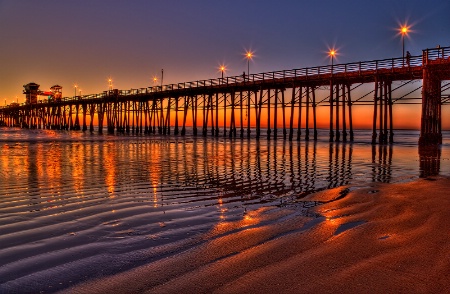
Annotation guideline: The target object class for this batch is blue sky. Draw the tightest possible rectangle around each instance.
[0,0,449,102]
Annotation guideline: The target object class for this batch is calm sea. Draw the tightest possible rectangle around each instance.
[0,128,448,292]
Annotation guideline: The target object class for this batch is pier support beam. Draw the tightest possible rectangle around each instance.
[419,67,442,145]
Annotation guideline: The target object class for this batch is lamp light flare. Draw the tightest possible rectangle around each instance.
[400,25,409,35]
[218,64,227,75]
[398,23,411,66]
[107,77,113,90]
[328,48,337,65]
[244,50,254,77]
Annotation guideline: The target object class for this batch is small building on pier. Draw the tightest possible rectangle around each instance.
[50,85,62,101]
[23,82,40,104]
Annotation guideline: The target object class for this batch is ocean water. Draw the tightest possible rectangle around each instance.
[0,127,448,292]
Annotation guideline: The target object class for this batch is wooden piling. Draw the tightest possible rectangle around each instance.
[297,87,302,141]
[379,80,384,144]
[372,79,378,144]
[274,88,278,140]
[312,86,317,140]
[267,88,271,139]
[247,90,251,138]
[329,82,334,142]
[347,84,354,141]
[215,92,219,137]
[388,82,393,143]
[342,84,347,142]
[305,86,310,141]
[335,84,340,142]
[289,85,295,141]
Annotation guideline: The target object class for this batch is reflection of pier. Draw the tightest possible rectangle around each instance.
[1,47,450,145]
[159,139,438,206]
[163,140,359,205]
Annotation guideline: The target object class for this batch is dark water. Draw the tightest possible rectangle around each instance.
[0,128,448,292]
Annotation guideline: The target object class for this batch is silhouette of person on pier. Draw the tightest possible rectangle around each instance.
[406,51,411,67]
[242,71,246,82]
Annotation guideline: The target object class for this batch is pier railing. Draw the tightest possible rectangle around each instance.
[1,46,449,108]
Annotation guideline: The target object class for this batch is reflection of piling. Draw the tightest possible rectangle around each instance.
[371,144,393,183]
[419,144,440,177]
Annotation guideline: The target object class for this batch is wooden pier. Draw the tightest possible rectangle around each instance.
[1,46,449,144]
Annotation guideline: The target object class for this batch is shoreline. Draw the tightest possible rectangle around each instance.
[65,176,450,293]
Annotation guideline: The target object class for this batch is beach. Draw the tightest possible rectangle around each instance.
[0,129,449,293]
[66,176,450,293]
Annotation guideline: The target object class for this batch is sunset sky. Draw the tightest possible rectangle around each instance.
[1,0,449,128]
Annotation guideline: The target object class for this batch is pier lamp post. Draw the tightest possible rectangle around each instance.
[219,65,226,84]
[329,49,336,73]
[328,49,337,142]
[153,76,158,90]
[220,65,226,79]
[108,78,113,91]
[245,51,253,79]
[400,25,409,66]
[161,69,164,88]
[74,84,78,97]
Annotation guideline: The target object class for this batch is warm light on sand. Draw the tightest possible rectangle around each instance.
[68,177,450,293]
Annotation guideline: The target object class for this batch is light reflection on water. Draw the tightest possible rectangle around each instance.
[0,128,448,292]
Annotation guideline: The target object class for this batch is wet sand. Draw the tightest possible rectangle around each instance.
[66,176,450,293]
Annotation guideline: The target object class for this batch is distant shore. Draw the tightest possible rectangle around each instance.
[66,176,450,293]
